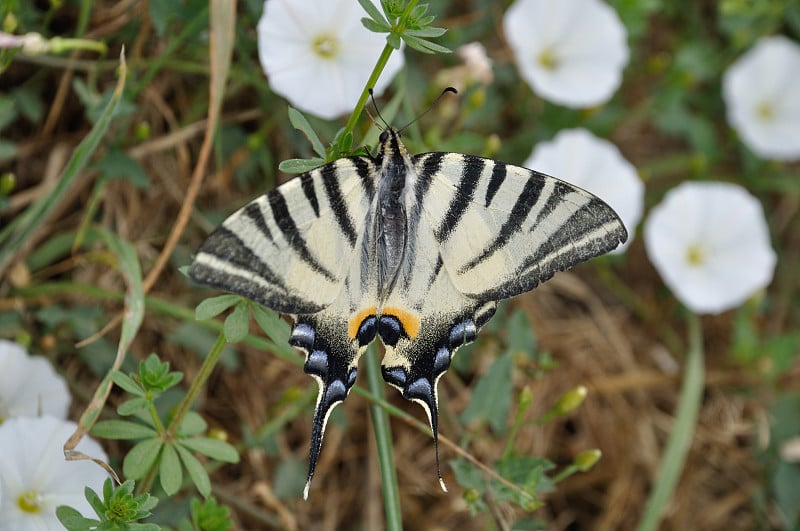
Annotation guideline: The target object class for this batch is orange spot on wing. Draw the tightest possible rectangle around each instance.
[348,306,377,340]
[382,306,420,338]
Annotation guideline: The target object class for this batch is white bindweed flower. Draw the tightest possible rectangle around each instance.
[0,340,70,422]
[643,181,776,314]
[503,0,629,108]
[722,35,800,161]
[257,0,404,120]
[0,416,108,530]
[524,128,643,252]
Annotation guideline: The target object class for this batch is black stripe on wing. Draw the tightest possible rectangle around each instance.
[300,173,320,217]
[484,161,507,208]
[458,174,546,274]
[321,164,358,247]
[435,156,484,242]
[189,228,325,313]
[353,156,376,198]
[268,188,337,281]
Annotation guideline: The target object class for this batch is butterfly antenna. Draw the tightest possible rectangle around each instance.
[368,88,389,130]
[398,86,458,135]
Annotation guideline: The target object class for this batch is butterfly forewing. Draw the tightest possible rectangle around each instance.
[189,157,377,314]
[414,153,628,302]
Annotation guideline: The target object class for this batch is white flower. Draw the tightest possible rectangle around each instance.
[0,416,108,530]
[503,0,629,108]
[0,340,70,422]
[722,35,800,161]
[257,0,404,120]
[524,128,643,252]
[643,182,776,315]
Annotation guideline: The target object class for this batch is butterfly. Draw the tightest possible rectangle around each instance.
[189,124,627,499]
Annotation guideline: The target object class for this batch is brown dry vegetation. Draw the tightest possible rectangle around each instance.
[1,1,799,530]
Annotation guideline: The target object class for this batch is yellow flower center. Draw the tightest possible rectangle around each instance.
[18,490,41,513]
[756,101,774,122]
[686,244,705,267]
[312,34,340,59]
[538,47,558,70]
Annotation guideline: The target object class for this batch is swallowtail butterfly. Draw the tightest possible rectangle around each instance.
[189,123,627,498]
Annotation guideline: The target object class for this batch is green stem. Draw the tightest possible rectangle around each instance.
[339,0,419,146]
[365,344,403,531]
[163,332,228,442]
[48,37,107,55]
[637,313,704,531]
[340,43,396,144]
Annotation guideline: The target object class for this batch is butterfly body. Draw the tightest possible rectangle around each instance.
[189,128,627,498]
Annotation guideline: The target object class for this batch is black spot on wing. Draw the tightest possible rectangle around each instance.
[268,188,337,281]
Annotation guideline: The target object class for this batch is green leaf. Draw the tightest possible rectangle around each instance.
[386,32,402,50]
[361,17,390,33]
[180,437,240,463]
[91,420,157,439]
[176,443,212,497]
[90,482,107,516]
[117,397,151,416]
[251,305,291,346]
[223,301,249,343]
[124,438,164,480]
[160,443,183,495]
[288,107,326,159]
[278,157,325,174]
[111,370,145,396]
[195,294,241,320]
[460,351,513,432]
[189,497,233,531]
[404,26,446,38]
[358,0,388,25]
[56,506,98,528]
[401,33,451,54]
[94,148,150,188]
[178,411,208,437]
[449,458,485,492]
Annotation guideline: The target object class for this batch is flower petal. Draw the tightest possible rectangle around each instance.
[257,0,404,119]
[722,35,800,161]
[0,417,108,529]
[0,340,70,422]
[503,0,629,108]
[643,181,776,314]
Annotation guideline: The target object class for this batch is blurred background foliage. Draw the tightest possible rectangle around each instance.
[1,0,799,529]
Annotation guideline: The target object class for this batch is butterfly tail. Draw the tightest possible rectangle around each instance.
[290,319,359,500]
[405,375,448,492]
